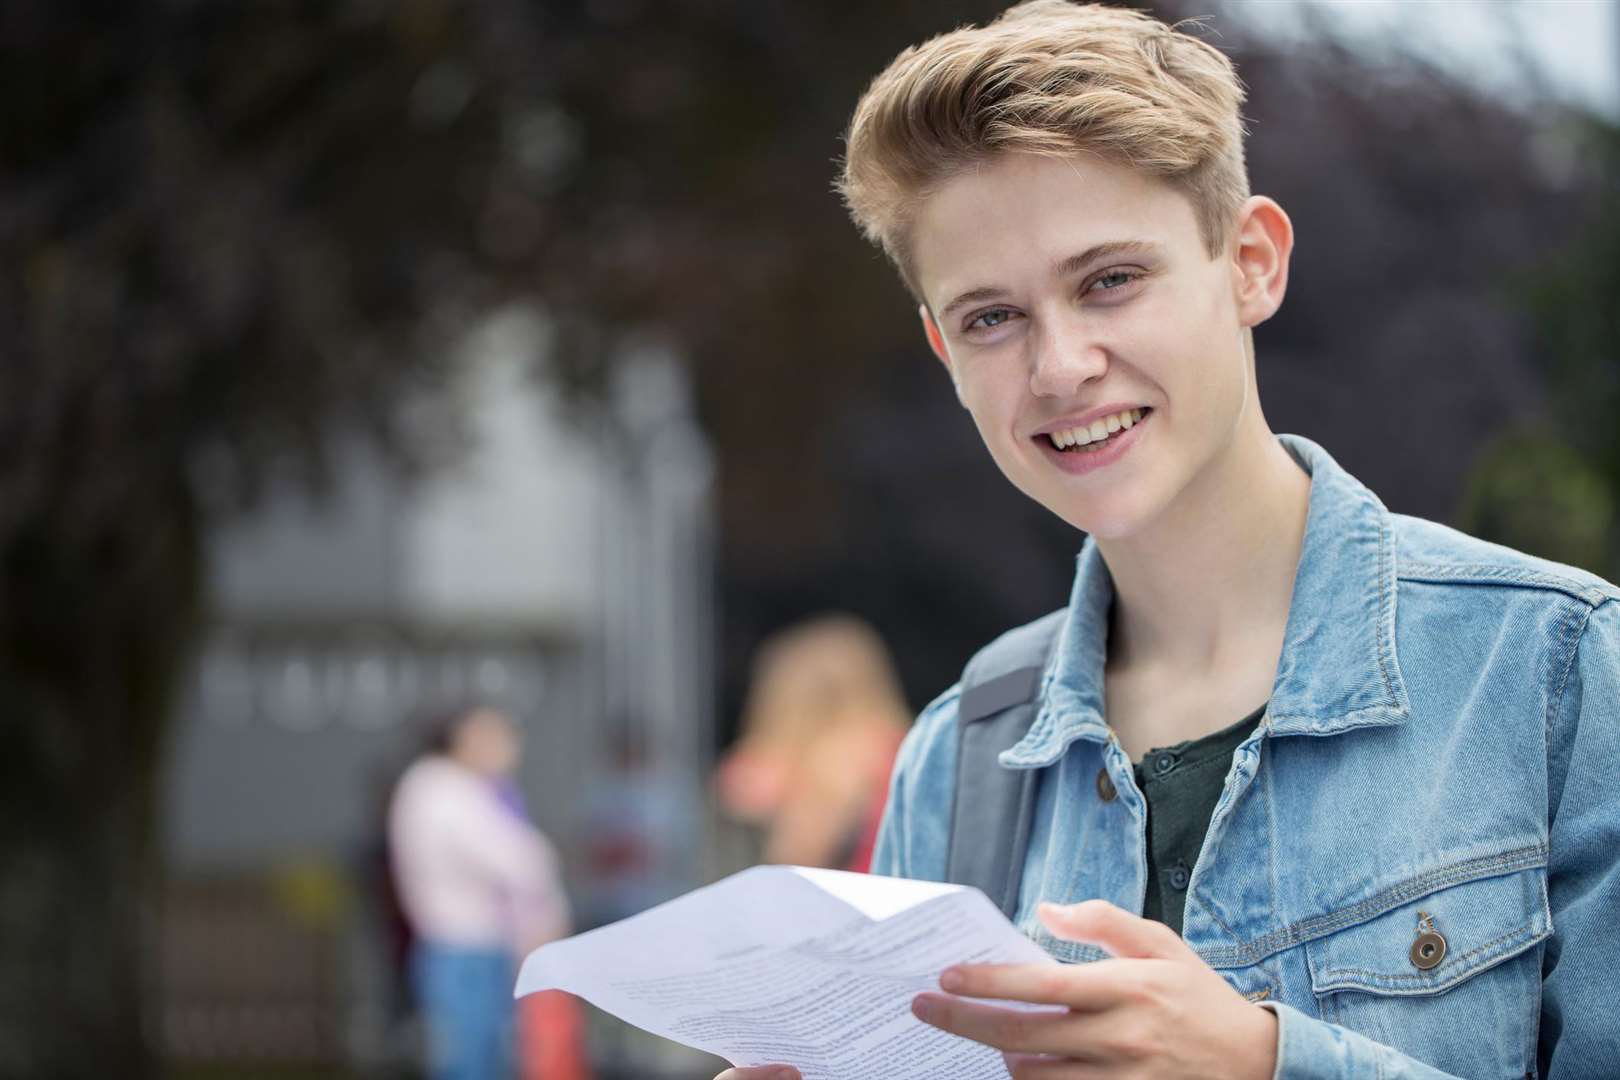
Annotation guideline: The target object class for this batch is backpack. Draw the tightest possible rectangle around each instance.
[944,608,1067,919]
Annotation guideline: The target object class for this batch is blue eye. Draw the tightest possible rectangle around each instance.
[967,308,1018,331]
[1090,270,1141,292]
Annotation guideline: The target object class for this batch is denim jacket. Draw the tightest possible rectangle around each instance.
[873,434,1620,1078]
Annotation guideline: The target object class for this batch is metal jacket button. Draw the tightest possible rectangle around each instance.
[1096,767,1117,802]
[1411,911,1447,970]
[1411,930,1447,969]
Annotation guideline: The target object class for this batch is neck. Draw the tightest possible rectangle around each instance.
[1095,419,1311,679]
[445,751,492,778]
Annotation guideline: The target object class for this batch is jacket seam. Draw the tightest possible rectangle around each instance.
[1542,600,1597,862]
[1201,900,1246,955]
[1373,512,1402,710]
[1314,921,1547,991]
[1264,701,1403,735]
[1398,562,1617,605]
[1546,600,1596,743]
[1200,845,1548,968]
[1525,939,1544,1077]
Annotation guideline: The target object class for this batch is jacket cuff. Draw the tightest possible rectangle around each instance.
[1256,1001,1461,1079]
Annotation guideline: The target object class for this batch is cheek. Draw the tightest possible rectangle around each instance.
[1143,302,1245,412]
[956,375,1016,440]
[955,386,1048,498]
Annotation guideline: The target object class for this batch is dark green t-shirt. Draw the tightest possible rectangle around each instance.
[1132,703,1267,936]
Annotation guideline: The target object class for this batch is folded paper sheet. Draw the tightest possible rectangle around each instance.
[515,865,1057,1079]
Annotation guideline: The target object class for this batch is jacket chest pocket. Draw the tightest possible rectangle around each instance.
[1306,865,1550,1077]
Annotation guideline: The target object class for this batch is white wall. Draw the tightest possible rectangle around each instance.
[401,307,602,634]
[166,306,713,882]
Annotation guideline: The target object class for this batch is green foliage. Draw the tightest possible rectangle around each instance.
[1458,428,1615,577]
[1466,117,1620,579]
[1522,117,1620,499]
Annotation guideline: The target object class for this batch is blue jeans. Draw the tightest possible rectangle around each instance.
[411,942,514,1080]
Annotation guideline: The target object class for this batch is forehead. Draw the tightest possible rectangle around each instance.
[910,152,1203,308]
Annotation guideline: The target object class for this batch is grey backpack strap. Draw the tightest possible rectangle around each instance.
[945,609,1066,919]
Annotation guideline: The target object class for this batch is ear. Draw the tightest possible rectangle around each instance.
[920,303,951,365]
[920,305,967,405]
[1230,196,1293,330]
[913,304,959,396]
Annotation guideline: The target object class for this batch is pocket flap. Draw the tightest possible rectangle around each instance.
[1306,865,1550,997]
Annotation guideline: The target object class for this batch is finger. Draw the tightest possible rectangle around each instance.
[912,991,1076,1054]
[940,959,1137,1011]
[714,1067,800,1080]
[1013,998,1187,1065]
[1003,1051,1106,1079]
[1038,899,1192,961]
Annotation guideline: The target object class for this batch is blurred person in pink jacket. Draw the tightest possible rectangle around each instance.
[389,704,580,1080]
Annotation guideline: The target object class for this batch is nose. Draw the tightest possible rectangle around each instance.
[1028,315,1108,398]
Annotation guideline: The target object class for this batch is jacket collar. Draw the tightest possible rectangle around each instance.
[1003,433,1409,769]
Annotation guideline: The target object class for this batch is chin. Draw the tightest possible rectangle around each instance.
[1072,512,1145,542]
[1049,485,1163,542]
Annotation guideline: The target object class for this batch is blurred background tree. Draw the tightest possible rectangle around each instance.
[1,2,542,1073]
[1459,118,1620,579]
[1458,427,1615,573]
[1,0,1614,1074]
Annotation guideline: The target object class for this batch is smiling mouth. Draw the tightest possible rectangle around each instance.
[1043,407,1152,453]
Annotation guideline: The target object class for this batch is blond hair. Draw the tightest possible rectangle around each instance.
[735,614,910,753]
[838,0,1250,297]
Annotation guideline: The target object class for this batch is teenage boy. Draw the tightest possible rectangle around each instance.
[719,2,1620,1077]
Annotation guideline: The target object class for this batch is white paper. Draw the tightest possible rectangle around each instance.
[515,865,1057,1079]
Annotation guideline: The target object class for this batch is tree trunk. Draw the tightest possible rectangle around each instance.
[0,486,200,1077]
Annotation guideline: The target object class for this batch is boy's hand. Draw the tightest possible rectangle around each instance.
[714,1068,799,1080]
[911,899,1278,1080]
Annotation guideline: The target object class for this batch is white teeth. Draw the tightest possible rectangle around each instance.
[1052,426,1090,446]
[1047,408,1149,451]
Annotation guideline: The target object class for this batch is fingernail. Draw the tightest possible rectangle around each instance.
[772,1070,798,1080]
[939,967,963,992]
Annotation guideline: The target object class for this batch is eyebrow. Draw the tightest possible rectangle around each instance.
[937,240,1164,323]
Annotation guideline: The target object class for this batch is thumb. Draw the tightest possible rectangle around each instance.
[1037,899,1191,961]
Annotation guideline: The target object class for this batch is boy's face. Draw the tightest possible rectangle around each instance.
[910,152,1276,540]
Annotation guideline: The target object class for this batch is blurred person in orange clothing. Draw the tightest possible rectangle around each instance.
[717,615,910,872]
[389,704,589,1080]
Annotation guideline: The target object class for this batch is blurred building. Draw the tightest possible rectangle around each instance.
[155,305,716,1074]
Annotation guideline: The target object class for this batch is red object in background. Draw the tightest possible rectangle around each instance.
[842,778,887,874]
[519,989,591,1080]
[842,727,904,874]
